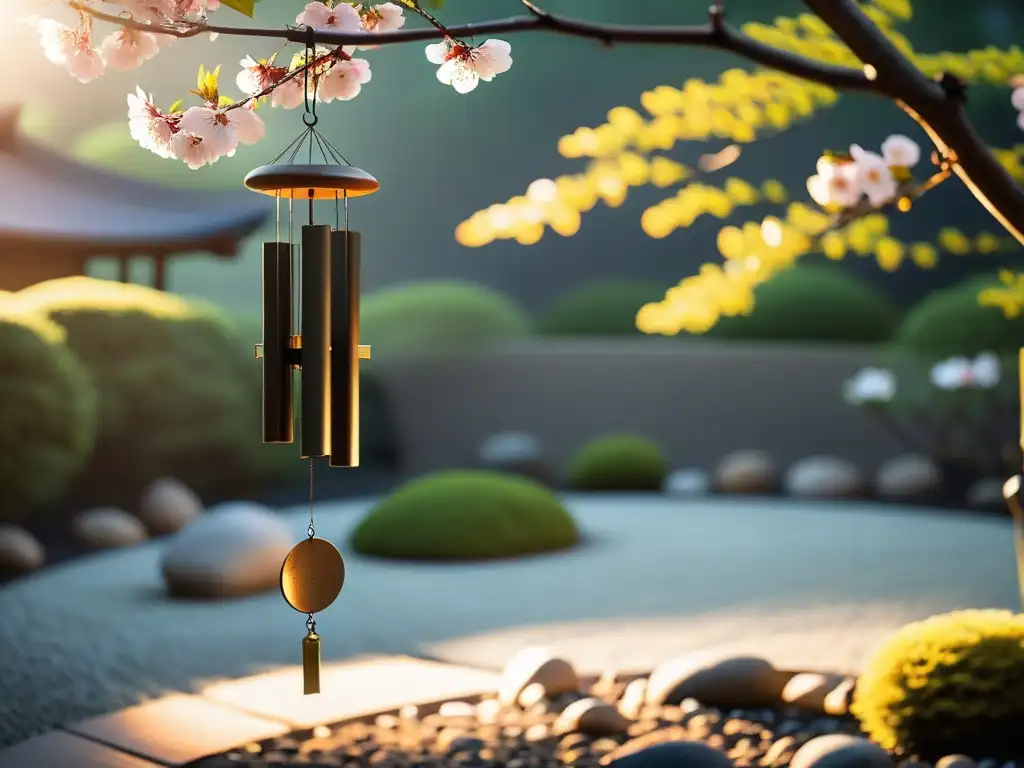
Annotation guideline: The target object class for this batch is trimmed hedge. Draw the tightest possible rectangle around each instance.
[351,470,579,560]
[569,434,667,491]
[707,264,900,343]
[0,297,98,522]
[536,279,668,336]
[360,280,530,357]
[17,278,289,507]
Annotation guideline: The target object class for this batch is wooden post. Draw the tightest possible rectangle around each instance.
[153,255,167,291]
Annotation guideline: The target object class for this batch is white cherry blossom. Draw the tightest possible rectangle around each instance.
[170,132,214,169]
[296,2,362,38]
[101,28,160,71]
[425,38,513,94]
[127,87,177,158]
[851,145,897,206]
[843,367,896,404]
[236,55,286,97]
[355,3,405,50]
[880,134,920,168]
[318,58,372,102]
[36,19,106,83]
[806,157,861,209]
[177,105,241,158]
[230,103,266,146]
[271,76,307,109]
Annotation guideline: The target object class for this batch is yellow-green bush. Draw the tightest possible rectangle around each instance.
[569,434,666,491]
[852,609,1024,760]
[536,279,670,336]
[0,297,98,522]
[351,470,578,560]
[16,278,291,507]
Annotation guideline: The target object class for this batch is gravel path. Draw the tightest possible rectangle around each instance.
[0,496,1019,748]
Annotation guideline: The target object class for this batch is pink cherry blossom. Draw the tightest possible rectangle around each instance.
[115,0,176,25]
[296,2,362,33]
[36,19,105,83]
[271,77,306,109]
[318,58,372,102]
[171,132,215,169]
[231,104,266,145]
[425,38,512,94]
[354,3,405,50]
[101,28,161,71]
[237,55,287,97]
[127,87,177,158]
[177,105,240,158]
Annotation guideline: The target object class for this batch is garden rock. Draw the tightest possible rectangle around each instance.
[160,501,293,599]
[966,478,1006,511]
[477,431,554,485]
[875,455,942,501]
[0,524,45,576]
[791,734,895,768]
[607,740,734,768]
[663,468,710,496]
[138,477,203,536]
[714,450,776,494]
[785,456,866,499]
[781,672,848,713]
[936,756,978,768]
[618,678,647,719]
[71,507,148,550]
[553,697,630,735]
[645,653,787,709]
[499,647,580,706]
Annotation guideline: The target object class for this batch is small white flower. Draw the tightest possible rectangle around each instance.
[101,28,160,71]
[425,38,512,94]
[930,356,975,390]
[318,58,372,102]
[177,105,239,158]
[170,132,214,169]
[851,145,897,207]
[806,157,861,209]
[1012,86,1024,112]
[972,351,1001,388]
[127,86,176,158]
[880,134,920,169]
[236,55,286,97]
[355,2,405,49]
[843,367,896,404]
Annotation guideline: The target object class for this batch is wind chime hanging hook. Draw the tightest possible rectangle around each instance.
[244,77,380,694]
[302,25,319,129]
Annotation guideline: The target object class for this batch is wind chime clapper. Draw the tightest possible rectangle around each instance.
[243,119,379,693]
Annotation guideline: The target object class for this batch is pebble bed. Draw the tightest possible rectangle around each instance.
[190,675,867,768]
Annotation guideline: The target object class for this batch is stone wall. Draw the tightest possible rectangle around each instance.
[370,339,909,476]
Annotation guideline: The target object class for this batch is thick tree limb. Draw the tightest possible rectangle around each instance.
[803,0,1024,245]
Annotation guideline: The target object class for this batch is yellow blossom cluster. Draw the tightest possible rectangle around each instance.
[979,271,1024,318]
[640,178,788,240]
[994,146,1024,184]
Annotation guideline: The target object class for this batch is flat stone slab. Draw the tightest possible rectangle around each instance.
[201,655,500,728]
[0,496,1018,748]
[66,694,289,766]
[0,730,162,768]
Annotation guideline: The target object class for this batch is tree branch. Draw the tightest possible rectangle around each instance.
[802,0,1024,245]
[72,1,875,92]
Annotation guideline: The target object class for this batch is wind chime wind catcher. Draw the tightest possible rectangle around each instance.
[244,33,378,695]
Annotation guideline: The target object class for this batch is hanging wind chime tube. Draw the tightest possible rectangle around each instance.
[244,31,380,693]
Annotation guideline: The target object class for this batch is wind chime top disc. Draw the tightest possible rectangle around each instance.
[244,163,380,199]
[280,537,346,614]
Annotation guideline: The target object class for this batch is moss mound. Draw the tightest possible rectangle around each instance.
[360,280,530,357]
[708,264,900,343]
[852,609,1024,760]
[894,274,1024,357]
[351,470,579,560]
[0,298,99,522]
[570,434,666,491]
[537,279,668,336]
[17,277,287,507]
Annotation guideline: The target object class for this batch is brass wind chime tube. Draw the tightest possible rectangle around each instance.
[329,229,361,468]
[261,242,294,444]
[300,219,333,459]
[302,630,322,695]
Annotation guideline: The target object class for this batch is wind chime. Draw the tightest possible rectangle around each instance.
[245,33,378,695]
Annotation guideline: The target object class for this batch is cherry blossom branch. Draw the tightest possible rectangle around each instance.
[802,0,1024,246]
[70,1,875,93]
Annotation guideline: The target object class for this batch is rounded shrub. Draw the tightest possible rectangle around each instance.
[0,297,99,522]
[17,277,282,507]
[894,274,1024,357]
[707,264,900,343]
[360,280,530,357]
[569,434,667,491]
[351,470,579,560]
[536,279,668,336]
[852,609,1024,760]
